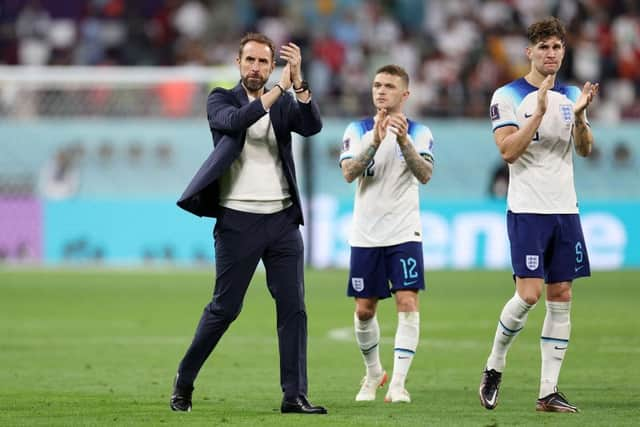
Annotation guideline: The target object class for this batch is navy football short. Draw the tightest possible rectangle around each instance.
[347,241,425,299]
[507,211,591,283]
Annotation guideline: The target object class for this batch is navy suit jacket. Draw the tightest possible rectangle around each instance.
[177,81,322,225]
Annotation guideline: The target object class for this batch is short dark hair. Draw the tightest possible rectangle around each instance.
[238,32,276,62]
[375,64,410,88]
[527,17,566,46]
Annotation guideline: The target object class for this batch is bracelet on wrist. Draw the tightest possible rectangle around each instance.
[293,80,309,93]
[274,84,285,95]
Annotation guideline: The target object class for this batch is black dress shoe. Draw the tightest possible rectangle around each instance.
[281,395,328,414]
[170,376,193,412]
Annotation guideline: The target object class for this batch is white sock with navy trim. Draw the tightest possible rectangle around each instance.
[539,300,571,398]
[486,292,535,372]
[390,312,419,389]
[354,312,383,378]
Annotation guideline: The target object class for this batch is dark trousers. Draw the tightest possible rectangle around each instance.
[176,206,308,399]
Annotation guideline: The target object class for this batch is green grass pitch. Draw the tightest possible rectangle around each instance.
[1,269,639,426]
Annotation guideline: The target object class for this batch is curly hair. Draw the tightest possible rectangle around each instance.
[527,17,567,46]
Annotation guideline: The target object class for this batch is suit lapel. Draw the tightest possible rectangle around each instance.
[231,81,284,135]
[232,82,249,106]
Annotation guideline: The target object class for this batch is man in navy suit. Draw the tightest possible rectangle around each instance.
[170,33,326,415]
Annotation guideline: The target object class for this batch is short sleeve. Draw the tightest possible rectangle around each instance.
[409,122,435,164]
[490,88,519,132]
[339,122,363,165]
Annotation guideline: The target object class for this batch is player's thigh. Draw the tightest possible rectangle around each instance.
[385,241,425,293]
[507,211,553,279]
[546,214,591,283]
[347,247,391,299]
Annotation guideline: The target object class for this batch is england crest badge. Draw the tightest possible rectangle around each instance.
[351,277,364,292]
[525,255,539,271]
[560,104,573,123]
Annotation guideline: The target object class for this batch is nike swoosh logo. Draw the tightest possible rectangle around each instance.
[524,112,533,118]
[574,265,584,272]
[403,280,417,286]
[502,332,510,336]
[398,356,411,360]
[554,346,568,350]
[485,390,497,407]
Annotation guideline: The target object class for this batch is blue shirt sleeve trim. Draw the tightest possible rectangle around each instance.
[493,122,519,132]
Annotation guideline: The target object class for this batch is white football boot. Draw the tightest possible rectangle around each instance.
[355,371,388,401]
[384,385,411,403]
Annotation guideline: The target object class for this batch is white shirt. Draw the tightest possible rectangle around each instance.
[219,100,291,213]
[339,117,435,247]
[490,78,584,214]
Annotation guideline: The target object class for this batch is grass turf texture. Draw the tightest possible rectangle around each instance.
[1,269,639,426]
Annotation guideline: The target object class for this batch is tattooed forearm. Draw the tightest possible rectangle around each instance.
[399,143,432,184]
[342,143,378,182]
[573,116,593,157]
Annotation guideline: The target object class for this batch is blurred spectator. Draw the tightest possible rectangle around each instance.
[0,0,639,119]
[586,144,602,167]
[613,141,632,167]
[38,147,80,199]
[98,141,115,166]
[127,141,144,164]
[155,142,173,165]
[488,161,509,199]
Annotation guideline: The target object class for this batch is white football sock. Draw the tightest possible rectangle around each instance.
[354,312,383,378]
[486,292,535,372]
[539,300,571,398]
[390,311,419,389]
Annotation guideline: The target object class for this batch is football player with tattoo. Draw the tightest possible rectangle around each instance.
[339,64,435,404]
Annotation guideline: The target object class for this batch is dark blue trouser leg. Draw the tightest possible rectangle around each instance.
[175,207,309,400]
[263,214,308,399]
[176,210,264,388]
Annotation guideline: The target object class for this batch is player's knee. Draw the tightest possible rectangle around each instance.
[395,291,419,312]
[547,286,572,302]
[355,307,376,321]
[396,300,418,312]
[518,291,541,306]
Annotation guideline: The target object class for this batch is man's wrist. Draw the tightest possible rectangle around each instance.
[274,84,285,95]
[293,80,309,93]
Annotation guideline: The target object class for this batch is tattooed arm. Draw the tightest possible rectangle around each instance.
[388,113,433,184]
[398,142,433,184]
[341,143,378,183]
[341,110,389,183]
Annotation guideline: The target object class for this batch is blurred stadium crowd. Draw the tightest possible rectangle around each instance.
[1,0,639,120]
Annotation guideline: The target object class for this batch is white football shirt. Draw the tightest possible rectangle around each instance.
[490,78,584,214]
[339,117,435,247]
